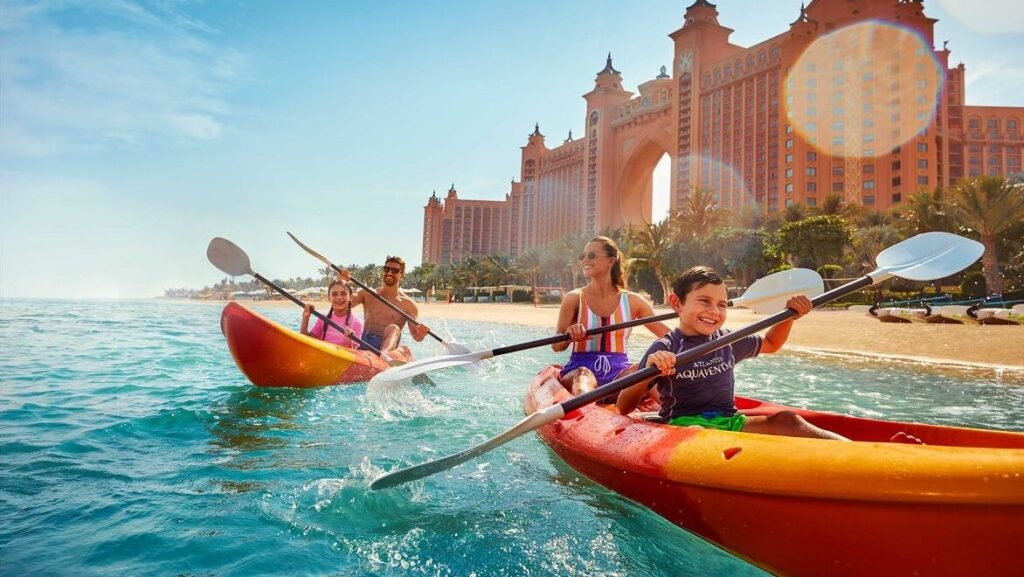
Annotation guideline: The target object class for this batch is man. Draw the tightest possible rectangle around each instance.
[338,256,431,352]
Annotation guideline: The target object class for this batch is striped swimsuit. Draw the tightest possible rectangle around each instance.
[558,289,633,386]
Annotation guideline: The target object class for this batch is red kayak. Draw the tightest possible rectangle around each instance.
[220,302,411,387]
[525,365,1024,577]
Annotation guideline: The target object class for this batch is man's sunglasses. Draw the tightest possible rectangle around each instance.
[578,251,609,261]
[382,265,402,274]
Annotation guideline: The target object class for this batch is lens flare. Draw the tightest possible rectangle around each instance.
[678,154,751,209]
[785,21,942,159]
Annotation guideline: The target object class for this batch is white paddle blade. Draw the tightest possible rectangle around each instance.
[873,232,983,282]
[370,350,493,384]
[443,341,473,355]
[732,268,824,314]
[370,403,566,490]
[207,237,253,277]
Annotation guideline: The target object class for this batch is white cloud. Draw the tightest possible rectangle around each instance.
[0,0,247,158]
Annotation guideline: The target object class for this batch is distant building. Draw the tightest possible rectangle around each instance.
[422,0,1023,264]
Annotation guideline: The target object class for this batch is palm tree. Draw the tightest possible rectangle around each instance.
[951,176,1024,294]
[673,187,721,238]
[849,225,903,274]
[627,218,678,304]
[515,249,543,291]
[900,188,954,235]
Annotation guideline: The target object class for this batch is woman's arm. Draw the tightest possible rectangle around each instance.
[629,293,671,338]
[552,291,581,352]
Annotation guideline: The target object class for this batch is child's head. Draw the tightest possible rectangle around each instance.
[669,266,728,336]
[326,280,352,313]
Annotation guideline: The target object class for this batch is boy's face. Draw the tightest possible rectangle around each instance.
[670,282,728,336]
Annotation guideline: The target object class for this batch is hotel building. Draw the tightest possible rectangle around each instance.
[422,0,1023,265]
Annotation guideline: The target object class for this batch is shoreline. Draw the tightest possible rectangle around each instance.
[187,298,1024,377]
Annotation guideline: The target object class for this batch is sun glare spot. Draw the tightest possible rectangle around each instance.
[785,21,942,159]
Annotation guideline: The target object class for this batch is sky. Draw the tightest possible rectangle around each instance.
[2,0,1022,298]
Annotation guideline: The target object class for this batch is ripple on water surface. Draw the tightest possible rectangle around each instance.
[1,299,1021,576]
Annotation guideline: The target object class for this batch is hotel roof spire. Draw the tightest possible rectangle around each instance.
[597,53,621,76]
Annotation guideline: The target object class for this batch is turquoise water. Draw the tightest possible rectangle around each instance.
[2,299,1022,576]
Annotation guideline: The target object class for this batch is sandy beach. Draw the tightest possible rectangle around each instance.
[214,298,1024,378]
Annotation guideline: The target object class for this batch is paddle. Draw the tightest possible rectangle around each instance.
[287,232,471,355]
[369,267,825,384]
[206,237,390,359]
[369,232,983,490]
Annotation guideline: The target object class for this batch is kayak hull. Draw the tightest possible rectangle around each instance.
[220,302,410,387]
[525,366,1024,577]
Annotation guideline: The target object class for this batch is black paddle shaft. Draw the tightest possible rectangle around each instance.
[329,264,444,344]
[492,311,678,356]
[252,272,384,356]
[562,275,874,413]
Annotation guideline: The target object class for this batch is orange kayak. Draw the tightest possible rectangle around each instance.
[220,302,411,387]
[525,366,1024,577]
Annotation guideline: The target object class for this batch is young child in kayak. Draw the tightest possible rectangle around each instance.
[616,266,848,440]
[300,280,364,349]
[553,236,670,396]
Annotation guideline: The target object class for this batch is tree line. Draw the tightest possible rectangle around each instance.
[169,175,1024,304]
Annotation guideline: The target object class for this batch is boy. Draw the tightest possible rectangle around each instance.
[616,266,847,440]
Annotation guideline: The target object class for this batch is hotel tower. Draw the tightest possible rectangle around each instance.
[422,0,1023,265]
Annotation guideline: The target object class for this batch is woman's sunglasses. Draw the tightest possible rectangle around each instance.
[382,265,402,274]
[578,251,610,261]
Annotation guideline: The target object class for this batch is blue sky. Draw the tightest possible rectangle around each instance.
[2,0,1022,298]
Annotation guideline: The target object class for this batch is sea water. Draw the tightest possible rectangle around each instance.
[2,299,1022,576]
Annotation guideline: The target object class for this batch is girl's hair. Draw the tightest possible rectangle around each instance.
[321,280,353,339]
[589,236,626,289]
[671,266,724,302]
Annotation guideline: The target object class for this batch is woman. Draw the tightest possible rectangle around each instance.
[553,236,670,395]
[300,280,363,349]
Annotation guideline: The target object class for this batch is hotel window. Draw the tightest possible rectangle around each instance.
[786,183,794,193]
[807,151,817,162]
[864,180,876,190]
[807,182,817,192]
[987,119,1000,132]
[807,197,817,207]
[786,139,793,149]
[807,167,817,176]
[832,182,844,192]
[918,159,928,169]
[892,160,901,170]
[918,175,929,185]
[832,106,844,116]
[1008,120,1019,131]
[832,136,844,146]
[786,153,794,163]
[832,166,843,176]
[785,198,794,206]
[892,193,902,203]
[786,168,793,178]
[786,125,794,134]
[832,121,844,131]
[863,134,875,143]
[863,195,875,205]
[863,164,874,174]
[969,118,981,130]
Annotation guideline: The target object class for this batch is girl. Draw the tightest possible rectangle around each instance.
[301,280,364,349]
[553,236,670,395]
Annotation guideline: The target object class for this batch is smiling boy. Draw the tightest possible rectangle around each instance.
[616,266,847,440]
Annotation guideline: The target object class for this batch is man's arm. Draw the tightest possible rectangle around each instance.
[401,299,431,342]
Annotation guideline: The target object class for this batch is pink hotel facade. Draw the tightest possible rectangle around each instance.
[422,0,1024,265]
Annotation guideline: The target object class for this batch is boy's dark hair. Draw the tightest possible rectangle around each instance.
[672,266,724,302]
[384,255,406,273]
